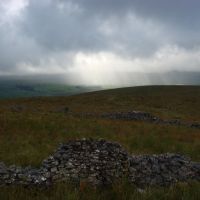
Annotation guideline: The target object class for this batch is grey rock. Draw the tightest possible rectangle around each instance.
[0,139,199,188]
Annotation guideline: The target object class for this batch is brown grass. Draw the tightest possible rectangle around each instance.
[0,86,199,199]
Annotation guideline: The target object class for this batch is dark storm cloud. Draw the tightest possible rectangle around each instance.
[21,0,200,52]
[22,0,107,51]
[77,0,200,26]
[0,0,200,80]
[20,0,166,57]
[76,0,200,48]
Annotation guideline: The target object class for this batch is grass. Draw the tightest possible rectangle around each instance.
[0,85,199,199]
[0,181,200,200]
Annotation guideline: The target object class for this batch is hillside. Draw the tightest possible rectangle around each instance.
[0,79,101,98]
[0,86,199,199]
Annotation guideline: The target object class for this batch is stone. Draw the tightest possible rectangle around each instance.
[128,153,199,187]
[73,111,200,129]
[0,139,199,188]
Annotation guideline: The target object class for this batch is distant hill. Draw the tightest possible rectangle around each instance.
[0,79,101,99]
[0,71,199,98]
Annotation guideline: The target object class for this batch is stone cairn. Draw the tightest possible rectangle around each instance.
[0,138,199,188]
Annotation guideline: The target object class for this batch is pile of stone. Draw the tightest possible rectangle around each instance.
[129,154,200,187]
[101,111,159,122]
[0,162,45,186]
[41,138,129,186]
[100,111,200,129]
[69,111,200,129]
[0,139,199,188]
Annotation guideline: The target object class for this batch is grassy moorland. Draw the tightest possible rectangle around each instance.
[0,85,199,199]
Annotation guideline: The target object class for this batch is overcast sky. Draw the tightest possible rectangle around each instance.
[0,0,200,85]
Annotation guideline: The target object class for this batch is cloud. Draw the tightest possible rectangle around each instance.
[0,0,200,85]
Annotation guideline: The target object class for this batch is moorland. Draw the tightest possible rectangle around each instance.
[0,85,199,199]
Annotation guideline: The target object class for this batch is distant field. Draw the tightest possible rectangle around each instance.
[0,85,199,199]
[0,80,101,98]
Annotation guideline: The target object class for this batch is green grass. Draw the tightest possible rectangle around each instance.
[0,86,199,199]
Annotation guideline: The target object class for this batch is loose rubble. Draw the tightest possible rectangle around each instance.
[0,139,199,188]
[73,111,200,129]
[129,154,200,187]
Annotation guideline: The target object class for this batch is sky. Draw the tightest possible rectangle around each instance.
[0,0,200,85]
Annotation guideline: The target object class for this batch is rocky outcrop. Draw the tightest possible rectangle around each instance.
[0,139,199,188]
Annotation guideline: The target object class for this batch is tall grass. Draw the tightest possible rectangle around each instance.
[0,86,199,199]
[0,181,199,200]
